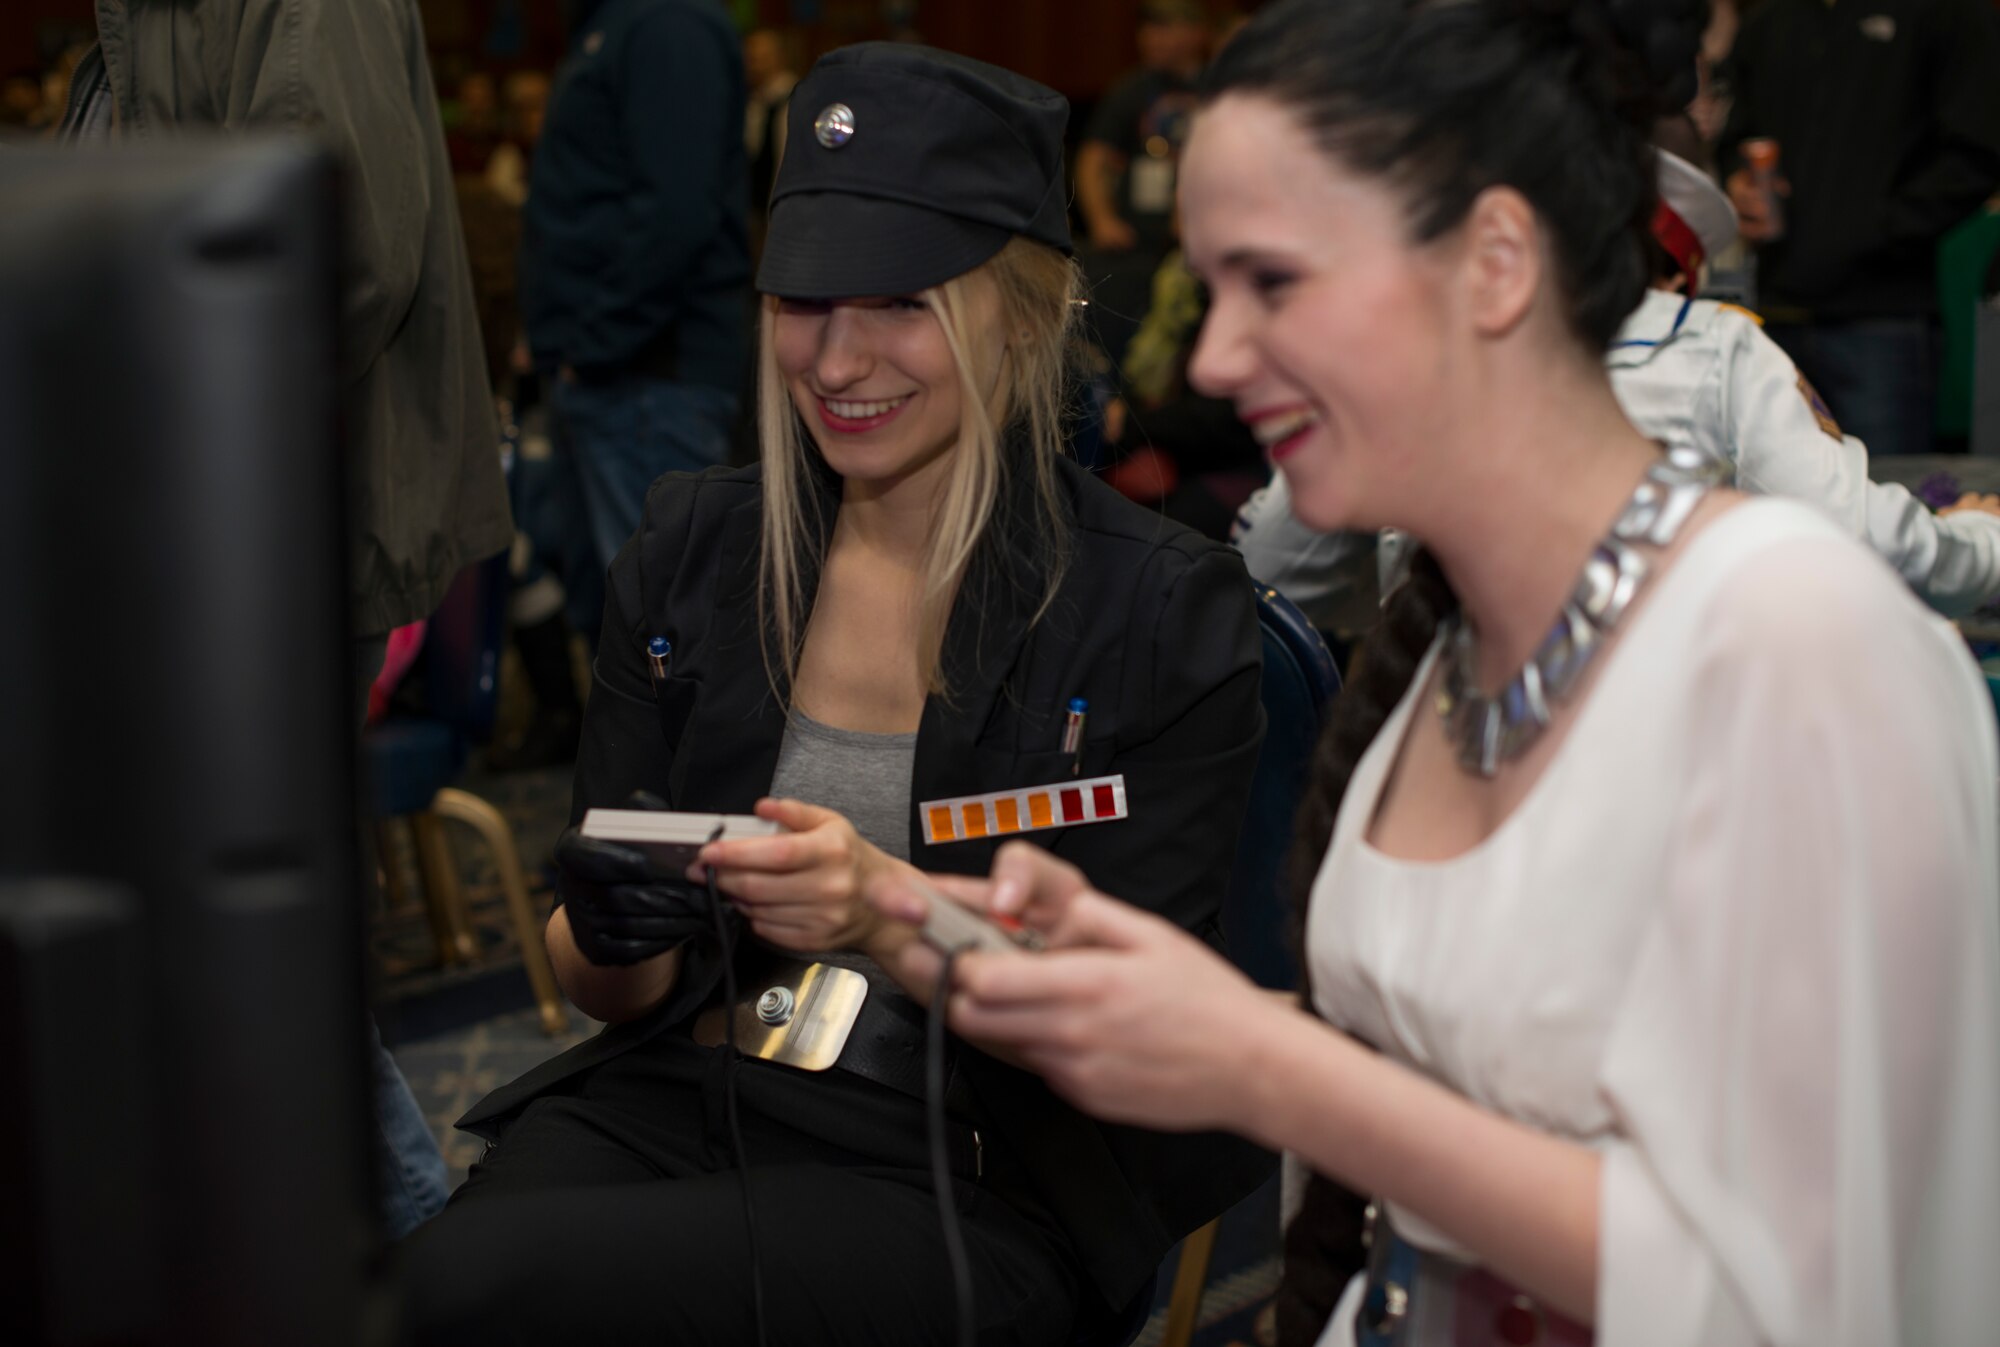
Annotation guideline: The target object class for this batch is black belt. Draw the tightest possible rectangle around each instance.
[839,977,942,1099]
[690,956,983,1180]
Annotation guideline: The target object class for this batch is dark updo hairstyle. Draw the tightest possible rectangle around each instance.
[1204,0,1705,349]
[1209,4,1708,1336]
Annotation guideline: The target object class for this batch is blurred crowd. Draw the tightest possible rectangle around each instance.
[9,0,1998,737]
[1,40,88,136]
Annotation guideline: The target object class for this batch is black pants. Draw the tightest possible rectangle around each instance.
[398,1033,1081,1347]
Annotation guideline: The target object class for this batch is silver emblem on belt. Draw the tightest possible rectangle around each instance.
[692,959,868,1070]
[756,987,795,1026]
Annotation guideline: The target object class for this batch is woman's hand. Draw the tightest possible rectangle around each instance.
[557,826,714,966]
[874,841,1290,1133]
[1942,491,2000,518]
[694,798,894,953]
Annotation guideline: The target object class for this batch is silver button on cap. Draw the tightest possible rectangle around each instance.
[814,102,856,149]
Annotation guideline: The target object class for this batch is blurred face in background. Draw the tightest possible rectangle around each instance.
[1138,18,1209,77]
[457,72,498,130]
[40,69,66,122]
[745,30,789,90]
[1,75,39,126]
[503,71,550,145]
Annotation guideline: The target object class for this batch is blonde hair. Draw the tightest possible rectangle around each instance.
[757,236,1081,702]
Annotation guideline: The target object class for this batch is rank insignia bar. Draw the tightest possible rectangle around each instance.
[920,774,1129,846]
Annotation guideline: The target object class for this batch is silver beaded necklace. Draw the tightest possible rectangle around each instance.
[1434,446,1729,778]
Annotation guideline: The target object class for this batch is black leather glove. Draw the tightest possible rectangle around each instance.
[555,821,726,968]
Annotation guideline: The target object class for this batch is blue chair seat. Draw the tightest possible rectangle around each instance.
[1222,585,1342,990]
[1154,582,1341,1347]
[365,717,467,821]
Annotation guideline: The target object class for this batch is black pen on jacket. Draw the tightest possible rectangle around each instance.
[1062,697,1087,776]
[647,636,672,694]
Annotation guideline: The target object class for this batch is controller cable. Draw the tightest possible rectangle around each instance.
[704,823,769,1347]
[929,947,977,1347]
[704,824,976,1347]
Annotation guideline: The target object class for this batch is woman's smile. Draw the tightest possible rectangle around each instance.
[814,392,915,434]
[1243,404,1322,461]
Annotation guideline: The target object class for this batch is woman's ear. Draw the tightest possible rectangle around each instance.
[1461,185,1542,339]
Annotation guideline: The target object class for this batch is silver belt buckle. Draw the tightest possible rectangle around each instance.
[691,959,869,1071]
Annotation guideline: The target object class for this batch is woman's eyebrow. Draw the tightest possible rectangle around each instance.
[1215,244,1302,274]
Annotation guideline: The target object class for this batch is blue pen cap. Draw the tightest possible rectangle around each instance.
[1067,697,1087,713]
[648,637,672,658]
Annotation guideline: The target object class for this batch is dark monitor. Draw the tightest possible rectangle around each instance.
[0,142,372,1346]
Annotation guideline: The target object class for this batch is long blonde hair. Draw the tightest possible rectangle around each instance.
[757,235,1081,703]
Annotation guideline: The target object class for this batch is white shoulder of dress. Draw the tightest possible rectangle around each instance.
[1670,497,1955,652]
[1656,499,1991,781]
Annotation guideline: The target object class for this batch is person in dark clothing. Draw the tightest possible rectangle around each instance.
[1720,0,2000,457]
[522,0,751,608]
[1096,247,1267,538]
[400,44,1270,1346]
[743,26,799,260]
[1074,0,1212,368]
[1076,0,1210,255]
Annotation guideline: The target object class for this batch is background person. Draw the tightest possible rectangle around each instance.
[743,25,799,259]
[1718,0,2000,457]
[520,0,750,638]
[1075,0,1211,256]
[1074,0,1213,368]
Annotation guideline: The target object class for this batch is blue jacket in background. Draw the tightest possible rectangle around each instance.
[522,0,749,391]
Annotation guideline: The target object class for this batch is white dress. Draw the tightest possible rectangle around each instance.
[1306,500,2000,1346]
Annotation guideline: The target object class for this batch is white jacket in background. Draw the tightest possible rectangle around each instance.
[1236,288,2000,624]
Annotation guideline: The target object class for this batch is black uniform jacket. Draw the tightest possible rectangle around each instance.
[459,455,1273,1309]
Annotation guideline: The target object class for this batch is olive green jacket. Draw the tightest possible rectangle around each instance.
[89,0,513,634]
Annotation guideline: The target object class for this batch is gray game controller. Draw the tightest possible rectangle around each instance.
[910,877,1045,956]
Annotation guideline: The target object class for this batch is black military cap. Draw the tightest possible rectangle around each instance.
[756,43,1072,299]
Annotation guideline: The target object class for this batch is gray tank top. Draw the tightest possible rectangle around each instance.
[767,709,918,995]
[768,708,917,860]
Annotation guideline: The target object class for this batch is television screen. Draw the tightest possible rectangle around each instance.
[0,141,372,1347]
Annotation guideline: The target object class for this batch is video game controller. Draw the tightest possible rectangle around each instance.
[908,876,1045,956]
[580,808,779,871]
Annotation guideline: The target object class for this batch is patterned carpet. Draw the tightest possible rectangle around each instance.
[375,755,1282,1346]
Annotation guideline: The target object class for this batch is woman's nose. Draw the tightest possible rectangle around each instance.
[1186,296,1253,400]
[813,306,875,390]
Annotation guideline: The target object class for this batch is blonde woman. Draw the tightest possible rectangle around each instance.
[403,45,1269,1347]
